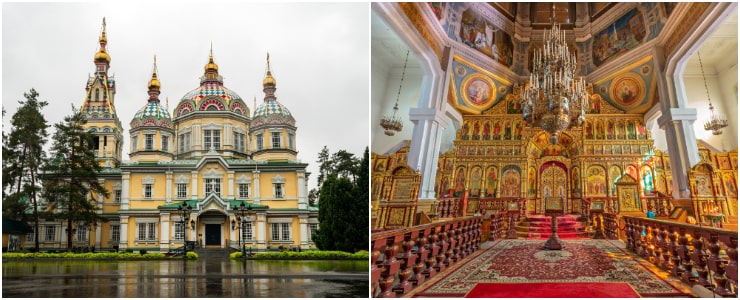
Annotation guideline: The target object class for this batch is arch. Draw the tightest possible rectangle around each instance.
[177,102,194,117]
[200,98,225,111]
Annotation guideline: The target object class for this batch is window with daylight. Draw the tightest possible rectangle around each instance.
[308,223,318,242]
[144,184,153,199]
[174,222,184,240]
[131,136,138,152]
[242,222,253,241]
[274,183,283,198]
[288,133,295,150]
[110,225,120,243]
[256,133,263,150]
[234,132,246,153]
[239,183,249,198]
[205,178,221,196]
[179,133,190,153]
[177,183,187,199]
[272,132,281,148]
[203,129,221,150]
[145,134,154,150]
[271,223,291,241]
[162,136,169,152]
[76,225,87,242]
[26,227,35,242]
[45,225,55,242]
[137,223,157,241]
[114,190,121,203]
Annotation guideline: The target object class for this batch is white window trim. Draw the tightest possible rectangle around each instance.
[271,174,286,184]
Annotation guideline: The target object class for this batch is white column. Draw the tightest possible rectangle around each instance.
[297,171,307,209]
[121,172,130,210]
[95,222,102,250]
[191,171,198,200]
[658,107,699,200]
[165,171,173,204]
[227,171,235,198]
[119,216,129,250]
[160,213,170,252]
[408,106,457,200]
[257,212,266,247]
[299,216,308,247]
[253,170,261,205]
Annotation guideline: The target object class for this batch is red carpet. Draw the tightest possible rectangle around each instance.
[525,215,588,239]
[465,282,640,298]
[416,240,687,297]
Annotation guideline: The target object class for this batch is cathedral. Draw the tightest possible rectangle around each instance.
[22,19,317,253]
[371,2,737,298]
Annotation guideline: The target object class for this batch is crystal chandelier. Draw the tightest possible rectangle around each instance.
[380,50,409,136]
[520,22,588,145]
[698,51,728,135]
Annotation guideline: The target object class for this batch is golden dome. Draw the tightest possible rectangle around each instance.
[204,54,218,72]
[263,70,276,87]
[262,52,276,87]
[94,48,111,63]
[148,55,160,90]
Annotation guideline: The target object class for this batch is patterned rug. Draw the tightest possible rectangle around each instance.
[416,240,686,297]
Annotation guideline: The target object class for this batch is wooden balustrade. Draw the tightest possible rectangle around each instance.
[602,213,619,239]
[645,194,673,217]
[621,216,737,297]
[371,216,483,298]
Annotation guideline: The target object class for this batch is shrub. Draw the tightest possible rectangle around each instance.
[125,249,134,253]
[139,249,147,255]
[185,251,198,260]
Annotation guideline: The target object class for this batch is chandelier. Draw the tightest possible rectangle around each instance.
[380,50,409,136]
[520,22,588,145]
[698,51,728,135]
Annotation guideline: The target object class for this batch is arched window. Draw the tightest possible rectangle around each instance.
[95,89,100,102]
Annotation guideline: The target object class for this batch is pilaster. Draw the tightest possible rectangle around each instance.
[253,170,261,205]
[160,212,170,251]
[165,171,173,204]
[121,172,130,210]
[657,107,699,201]
[119,216,129,250]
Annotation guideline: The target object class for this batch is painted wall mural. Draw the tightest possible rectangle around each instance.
[470,166,483,197]
[454,167,466,193]
[587,166,607,196]
[592,8,646,67]
[501,166,521,197]
[610,165,622,196]
[641,166,654,195]
[449,58,511,114]
[485,166,498,197]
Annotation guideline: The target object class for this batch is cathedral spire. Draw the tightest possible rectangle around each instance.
[263,52,276,99]
[94,17,111,68]
[148,55,161,101]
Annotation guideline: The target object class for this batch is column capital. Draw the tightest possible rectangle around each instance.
[657,107,697,128]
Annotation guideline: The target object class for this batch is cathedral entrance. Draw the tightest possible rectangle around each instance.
[539,162,567,213]
[205,224,221,246]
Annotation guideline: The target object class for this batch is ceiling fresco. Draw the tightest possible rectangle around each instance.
[428,2,676,115]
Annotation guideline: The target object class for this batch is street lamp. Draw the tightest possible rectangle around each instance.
[232,202,252,259]
[177,202,193,260]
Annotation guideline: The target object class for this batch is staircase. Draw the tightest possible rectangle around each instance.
[515,215,589,239]
[194,247,233,260]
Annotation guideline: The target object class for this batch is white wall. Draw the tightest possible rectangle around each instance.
[683,66,738,152]
[371,62,423,154]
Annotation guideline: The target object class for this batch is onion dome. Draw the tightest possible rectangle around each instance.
[204,53,219,73]
[174,48,249,118]
[94,18,111,63]
[148,56,161,91]
[253,53,295,125]
[131,56,172,130]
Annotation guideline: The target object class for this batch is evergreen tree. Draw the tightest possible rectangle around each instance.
[42,105,108,250]
[308,146,332,206]
[2,89,49,251]
[313,147,369,253]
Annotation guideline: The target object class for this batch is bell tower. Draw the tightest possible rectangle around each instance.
[80,17,124,168]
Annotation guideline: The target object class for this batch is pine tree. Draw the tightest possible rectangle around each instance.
[313,147,369,253]
[309,146,332,206]
[42,105,108,250]
[2,89,49,251]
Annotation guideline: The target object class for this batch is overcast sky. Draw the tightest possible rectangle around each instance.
[2,2,370,189]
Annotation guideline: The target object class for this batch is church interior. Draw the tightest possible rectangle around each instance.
[371,2,737,298]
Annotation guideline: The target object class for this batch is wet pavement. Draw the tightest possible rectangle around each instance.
[2,259,369,297]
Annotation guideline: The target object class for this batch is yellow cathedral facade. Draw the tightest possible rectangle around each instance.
[24,20,318,252]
